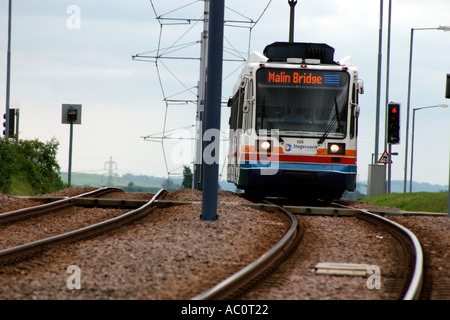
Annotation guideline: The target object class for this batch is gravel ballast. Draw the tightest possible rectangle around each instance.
[0,188,448,300]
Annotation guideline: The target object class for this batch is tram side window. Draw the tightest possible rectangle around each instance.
[350,83,358,139]
[228,98,233,129]
[229,96,237,130]
[229,87,245,130]
[244,80,253,132]
[237,87,244,130]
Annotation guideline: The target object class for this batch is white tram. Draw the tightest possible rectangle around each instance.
[227,42,363,201]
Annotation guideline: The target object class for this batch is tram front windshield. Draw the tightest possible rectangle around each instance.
[256,68,350,139]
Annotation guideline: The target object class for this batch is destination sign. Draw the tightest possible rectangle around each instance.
[268,71,322,84]
[257,68,347,87]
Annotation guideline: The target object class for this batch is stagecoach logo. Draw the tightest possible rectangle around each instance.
[284,143,318,153]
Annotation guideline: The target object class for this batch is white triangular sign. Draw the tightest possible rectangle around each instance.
[378,150,391,164]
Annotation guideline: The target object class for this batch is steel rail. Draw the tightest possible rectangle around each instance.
[0,189,167,264]
[0,187,124,224]
[193,203,303,300]
[334,202,424,300]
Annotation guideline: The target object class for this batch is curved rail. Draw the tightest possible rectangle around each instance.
[334,203,424,300]
[193,203,303,300]
[0,189,167,265]
[0,187,124,224]
[77,187,125,198]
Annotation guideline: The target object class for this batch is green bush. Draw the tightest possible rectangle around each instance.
[182,165,193,189]
[0,138,64,195]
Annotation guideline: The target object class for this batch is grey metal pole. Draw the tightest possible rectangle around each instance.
[387,144,392,193]
[201,0,224,221]
[4,0,12,139]
[194,0,209,191]
[409,104,448,192]
[447,76,450,218]
[409,108,416,193]
[15,109,19,141]
[68,121,74,186]
[288,0,297,43]
[403,26,450,193]
[385,0,392,193]
[374,0,383,164]
[404,28,414,193]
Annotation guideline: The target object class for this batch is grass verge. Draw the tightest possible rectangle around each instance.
[359,192,448,213]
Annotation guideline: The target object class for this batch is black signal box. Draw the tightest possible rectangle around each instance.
[67,108,78,122]
[387,102,400,144]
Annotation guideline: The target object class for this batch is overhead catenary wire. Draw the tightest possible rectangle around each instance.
[134,1,273,181]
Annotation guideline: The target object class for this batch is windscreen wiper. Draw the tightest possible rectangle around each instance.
[318,97,340,144]
[261,97,284,143]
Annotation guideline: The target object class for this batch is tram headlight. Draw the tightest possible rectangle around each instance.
[257,140,272,152]
[327,143,345,155]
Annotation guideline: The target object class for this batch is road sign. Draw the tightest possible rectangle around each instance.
[378,150,392,164]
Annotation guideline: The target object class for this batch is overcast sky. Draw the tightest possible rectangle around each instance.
[0,0,449,188]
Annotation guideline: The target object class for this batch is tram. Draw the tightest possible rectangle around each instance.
[227,42,363,201]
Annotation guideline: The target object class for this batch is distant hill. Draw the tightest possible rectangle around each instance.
[60,172,166,193]
[59,172,238,193]
[355,180,448,194]
[60,172,447,196]
[60,172,164,188]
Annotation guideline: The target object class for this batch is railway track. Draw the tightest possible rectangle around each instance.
[193,203,304,300]
[0,188,432,301]
[0,188,167,265]
[194,199,424,300]
[0,187,125,224]
[333,202,424,300]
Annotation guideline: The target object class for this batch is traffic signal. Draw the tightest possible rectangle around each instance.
[446,73,449,99]
[387,102,400,144]
[67,108,78,122]
[2,109,15,137]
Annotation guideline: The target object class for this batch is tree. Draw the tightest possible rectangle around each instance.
[0,138,64,194]
[182,165,193,189]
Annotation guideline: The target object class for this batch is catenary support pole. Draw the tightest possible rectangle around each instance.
[201,0,224,221]
[374,0,383,162]
[288,0,297,43]
[194,0,209,191]
[68,120,74,186]
[4,0,12,139]
[385,0,392,193]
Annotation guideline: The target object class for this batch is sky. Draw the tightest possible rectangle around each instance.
[0,0,449,189]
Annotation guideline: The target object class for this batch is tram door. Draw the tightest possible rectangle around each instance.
[228,83,244,183]
[228,79,253,184]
